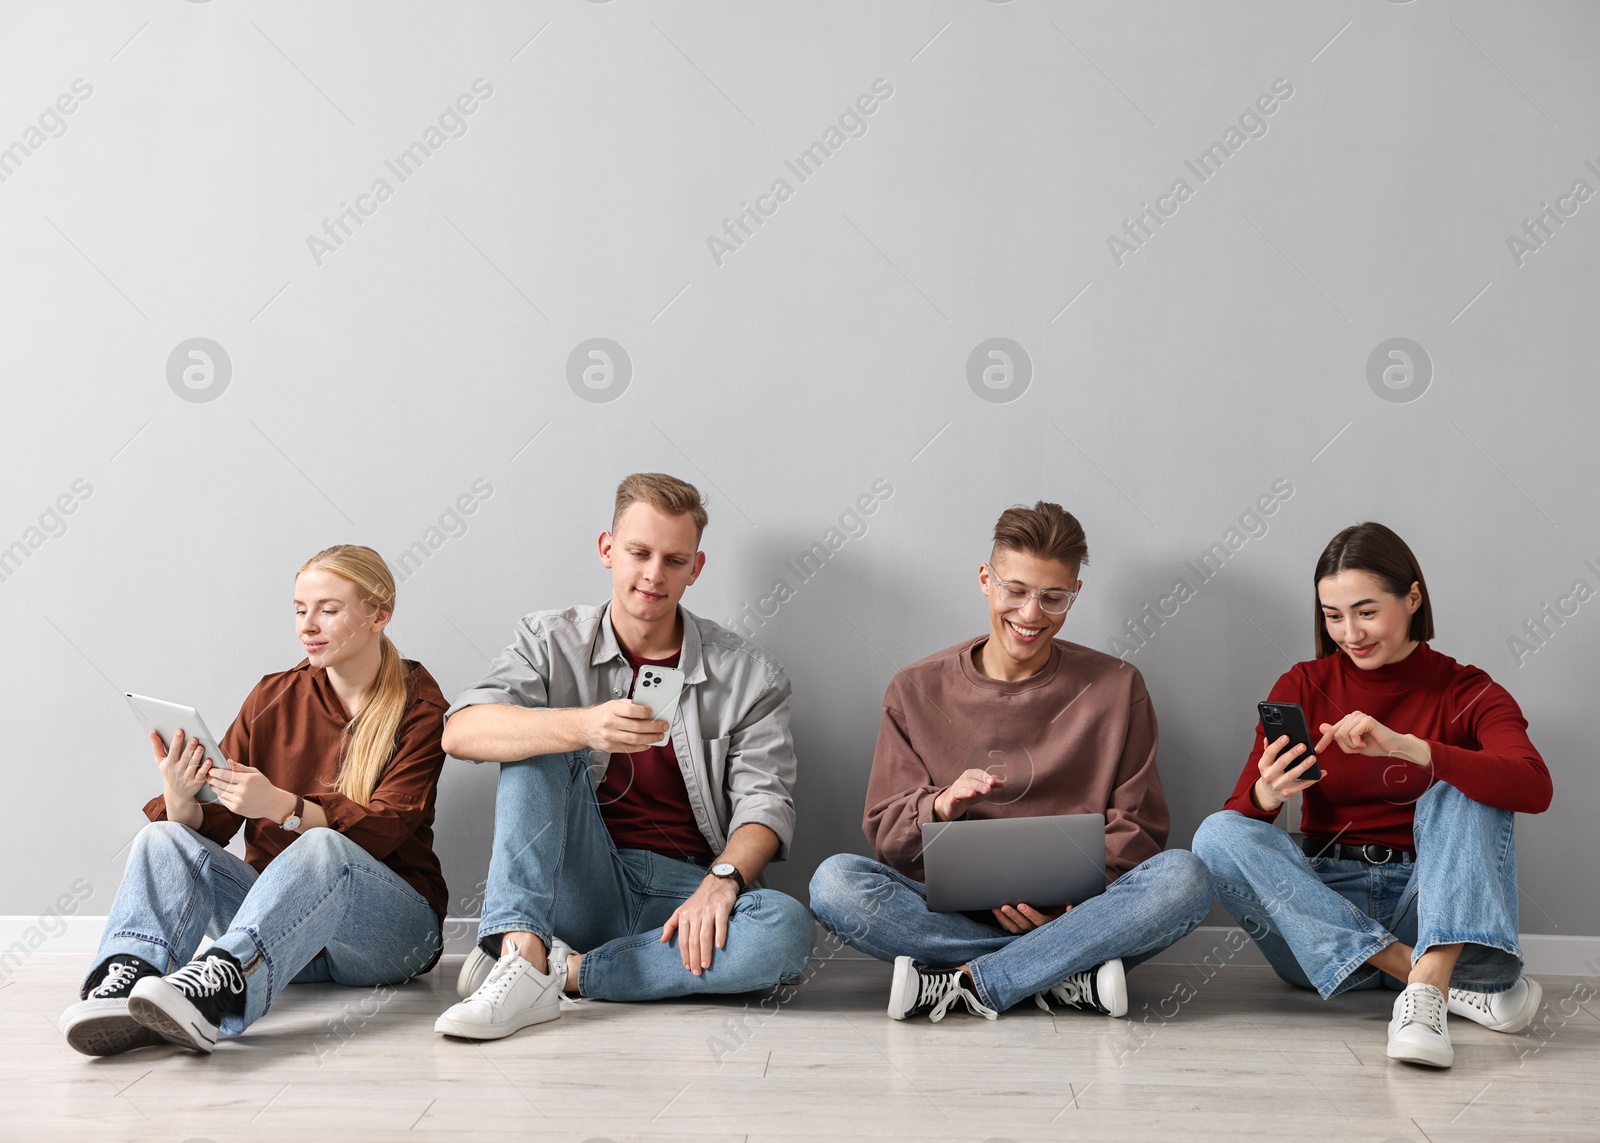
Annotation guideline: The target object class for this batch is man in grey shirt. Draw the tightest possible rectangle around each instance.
[435,473,813,1040]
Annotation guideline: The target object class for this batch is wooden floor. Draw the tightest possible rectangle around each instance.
[4,953,1597,1142]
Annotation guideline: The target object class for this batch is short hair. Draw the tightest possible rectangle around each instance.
[612,472,708,543]
[1312,521,1434,658]
[990,501,1089,573]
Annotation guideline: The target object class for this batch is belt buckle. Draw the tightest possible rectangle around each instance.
[1361,844,1392,864]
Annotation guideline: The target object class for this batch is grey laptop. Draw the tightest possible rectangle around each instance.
[920,813,1106,913]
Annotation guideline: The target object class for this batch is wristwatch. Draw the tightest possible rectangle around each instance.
[709,861,745,892]
[279,795,305,832]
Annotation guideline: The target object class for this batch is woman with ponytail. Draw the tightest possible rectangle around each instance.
[60,545,450,1056]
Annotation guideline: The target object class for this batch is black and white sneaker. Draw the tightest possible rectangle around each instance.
[887,956,998,1022]
[127,949,247,1053]
[1033,957,1128,1018]
[59,955,165,1056]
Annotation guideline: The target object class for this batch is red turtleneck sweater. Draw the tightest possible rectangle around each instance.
[1221,642,1551,848]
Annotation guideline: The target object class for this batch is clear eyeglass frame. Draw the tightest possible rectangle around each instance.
[988,571,1080,615]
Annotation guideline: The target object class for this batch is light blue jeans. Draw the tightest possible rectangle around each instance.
[807,849,1213,1012]
[1192,781,1523,999]
[478,751,814,1000]
[90,821,442,1034]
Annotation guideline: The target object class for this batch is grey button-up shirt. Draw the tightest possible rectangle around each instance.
[446,601,798,860]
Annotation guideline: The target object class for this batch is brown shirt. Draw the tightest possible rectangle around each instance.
[863,636,1169,882]
[143,660,450,920]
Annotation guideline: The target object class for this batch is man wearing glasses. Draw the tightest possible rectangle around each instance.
[809,501,1212,1022]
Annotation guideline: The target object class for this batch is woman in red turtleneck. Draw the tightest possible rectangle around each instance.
[1193,522,1551,1072]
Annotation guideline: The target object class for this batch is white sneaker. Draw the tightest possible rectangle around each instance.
[455,945,494,999]
[1449,976,1543,1033]
[434,939,571,1041]
[1033,958,1128,1018]
[1387,982,1453,1068]
[886,956,998,1022]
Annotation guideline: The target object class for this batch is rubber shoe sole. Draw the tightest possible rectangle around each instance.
[127,979,219,1053]
[886,956,919,1021]
[1096,959,1129,1019]
[60,1000,166,1057]
[1387,1031,1454,1068]
[434,997,561,1041]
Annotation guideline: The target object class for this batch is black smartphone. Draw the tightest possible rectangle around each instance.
[1258,701,1323,781]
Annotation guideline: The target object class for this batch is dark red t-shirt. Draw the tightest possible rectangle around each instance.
[596,647,715,864]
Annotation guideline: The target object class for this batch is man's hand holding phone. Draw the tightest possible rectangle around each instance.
[579,700,668,754]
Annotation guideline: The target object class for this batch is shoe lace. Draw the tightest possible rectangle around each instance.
[1401,986,1447,1036]
[1034,968,1096,1013]
[1450,987,1494,1019]
[915,969,994,1022]
[167,955,245,1000]
[90,962,141,999]
[473,951,532,1007]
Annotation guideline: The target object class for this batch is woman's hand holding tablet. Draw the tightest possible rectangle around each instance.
[151,728,212,803]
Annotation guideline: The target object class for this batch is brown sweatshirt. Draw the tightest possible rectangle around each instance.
[143,660,450,920]
[862,636,1169,882]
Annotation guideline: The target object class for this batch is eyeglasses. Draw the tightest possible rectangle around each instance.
[988,571,1079,615]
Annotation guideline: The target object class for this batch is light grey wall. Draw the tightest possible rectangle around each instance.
[3,1,1596,937]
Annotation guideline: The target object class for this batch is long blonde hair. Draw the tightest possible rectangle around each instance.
[298,544,409,805]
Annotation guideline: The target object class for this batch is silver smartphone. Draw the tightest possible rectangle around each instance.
[630,666,685,748]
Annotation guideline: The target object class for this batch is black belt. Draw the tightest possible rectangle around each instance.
[1302,837,1414,865]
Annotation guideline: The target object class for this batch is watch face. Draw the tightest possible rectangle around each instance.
[711,863,735,877]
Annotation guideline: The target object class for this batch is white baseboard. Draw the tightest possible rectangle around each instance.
[7,918,1598,979]
[1142,926,1600,977]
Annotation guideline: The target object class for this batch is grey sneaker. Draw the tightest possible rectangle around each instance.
[59,955,165,1056]
[1449,976,1542,1033]
[456,945,494,999]
[1034,957,1128,1018]
[887,956,998,1022]
[1387,982,1453,1068]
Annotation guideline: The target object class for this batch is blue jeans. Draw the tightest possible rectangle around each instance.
[90,821,442,1034]
[478,752,814,1000]
[1192,781,1523,999]
[807,849,1213,1012]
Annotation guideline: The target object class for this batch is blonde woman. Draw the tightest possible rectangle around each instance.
[60,545,449,1055]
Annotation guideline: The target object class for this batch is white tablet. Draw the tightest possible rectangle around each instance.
[124,692,232,805]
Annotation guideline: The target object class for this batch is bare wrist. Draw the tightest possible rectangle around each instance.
[1251,779,1281,812]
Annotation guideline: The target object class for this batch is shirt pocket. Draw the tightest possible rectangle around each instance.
[704,735,732,780]
[702,735,733,825]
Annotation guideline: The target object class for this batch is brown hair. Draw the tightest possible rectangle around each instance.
[612,472,708,543]
[1312,522,1434,658]
[991,502,1089,572]
[298,544,410,805]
